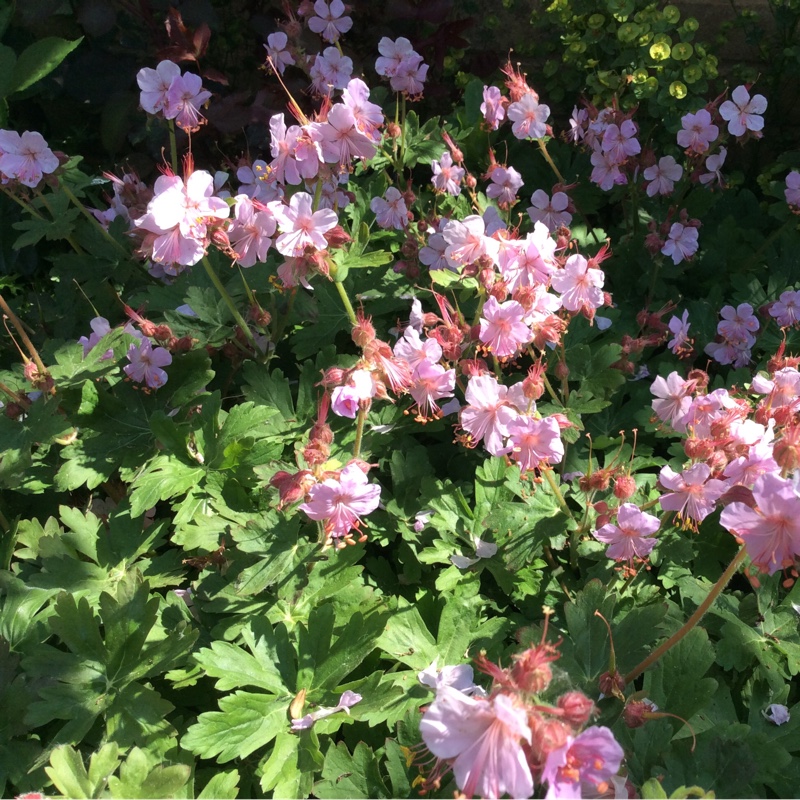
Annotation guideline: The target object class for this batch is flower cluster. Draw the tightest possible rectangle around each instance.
[417,635,625,799]
[136,60,212,132]
[0,129,59,187]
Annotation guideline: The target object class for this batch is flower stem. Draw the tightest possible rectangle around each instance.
[201,256,258,351]
[168,120,179,174]
[624,546,747,685]
[353,406,367,458]
[542,466,575,522]
[0,293,48,378]
[334,279,358,327]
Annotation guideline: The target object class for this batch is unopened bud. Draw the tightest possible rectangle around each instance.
[352,315,376,348]
[557,691,595,726]
[613,474,637,500]
[386,121,402,139]
[598,669,626,697]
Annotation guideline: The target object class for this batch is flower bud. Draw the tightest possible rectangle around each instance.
[249,306,272,327]
[622,699,657,728]
[352,314,376,348]
[773,422,800,474]
[465,174,477,190]
[385,121,402,139]
[598,669,626,697]
[684,437,714,460]
[510,642,559,693]
[557,691,595,727]
[613,474,637,500]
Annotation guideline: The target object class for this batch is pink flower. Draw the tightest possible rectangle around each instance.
[265,32,295,75]
[601,119,641,162]
[486,166,524,206]
[770,289,800,327]
[785,171,800,210]
[419,687,533,800]
[677,108,718,154]
[719,85,767,137]
[527,190,572,231]
[651,371,694,427]
[542,726,624,800]
[273,191,338,256]
[667,310,691,354]
[375,37,415,77]
[136,60,181,115]
[310,47,353,94]
[659,463,727,526]
[410,361,456,419]
[307,0,352,43]
[394,325,442,370]
[124,339,172,389]
[590,147,627,191]
[718,302,759,341]
[341,79,383,141]
[442,216,498,268]
[661,222,699,264]
[460,374,518,456]
[506,416,564,472]
[228,195,277,267]
[479,297,532,358]
[299,462,381,540]
[390,54,428,95]
[550,254,604,314]
[370,187,408,230]
[419,229,449,271]
[164,72,211,132]
[481,85,506,130]
[314,103,376,164]
[432,151,464,196]
[643,155,683,197]
[720,472,800,574]
[699,147,727,188]
[507,92,550,140]
[594,503,660,560]
[291,690,362,731]
[0,130,59,187]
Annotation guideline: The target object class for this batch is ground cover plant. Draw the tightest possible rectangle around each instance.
[1,0,800,797]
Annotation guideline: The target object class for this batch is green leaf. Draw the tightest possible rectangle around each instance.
[194,633,289,695]
[45,746,94,799]
[376,601,438,670]
[128,454,205,518]
[197,769,240,799]
[106,747,190,799]
[182,692,291,763]
[9,37,83,94]
[0,45,16,98]
[315,741,390,799]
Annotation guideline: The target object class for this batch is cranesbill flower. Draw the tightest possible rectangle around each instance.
[431,151,464,196]
[442,215,498,268]
[550,253,604,314]
[165,72,212,132]
[786,171,800,210]
[273,191,338,256]
[590,147,627,191]
[661,222,699,265]
[315,103,376,164]
[479,296,532,358]
[764,704,791,726]
[460,373,518,456]
[486,165,524,207]
[644,155,683,197]
[375,37,415,77]
[659,463,727,526]
[594,503,660,561]
[370,187,408,230]
[601,119,641,162]
[124,339,172,389]
[137,60,181,115]
[391,54,428,95]
[310,47,353,94]
[341,78,383,141]
[410,360,456,419]
[291,690,362,731]
[481,85,506,131]
[667,309,692,354]
[542,726,624,800]
[0,130,59,187]
[299,462,381,540]
[507,92,550,140]
[677,108,719,154]
[228,195,277,268]
[394,326,442,370]
[699,147,727,188]
[419,687,534,800]
[307,0,352,43]
[527,190,572,231]
[719,85,767,137]
[651,371,694,427]
[265,32,295,75]
[770,289,800,328]
[506,416,564,472]
[720,472,800,574]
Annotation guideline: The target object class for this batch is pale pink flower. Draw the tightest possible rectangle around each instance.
[590,147,627,191]
[136,60,181,115]
[268,115,303,186]
[677,108,718,154]
[507,92,550,140]
[375,37,415,77]
[410,361,456,418]
[719,85,767,137]
[237,159,282,202]
[310,47,353,94]
[601,119,641,162]
[165,72,211,132]
[341,79,383,141]
[419,687,534,800]
[718,302,759,341]
[124,339,172,389]
[499,226,557,292]
[419,230,450,271]
[390,54,428,95]
[265,32,295,74]
[394,326,442,370]
[506,416,564,472]
[667,309,691,354]
[228,195,277,267]
[0,130,59,187]
[699,147,727,188]
[486,166,524,206]
[307,0,352,43]
[661,222,699,264]
[723,430,778,488]
[659,463,727,525]
[431,151,464,196]
[418,662,481,695]
[460,374,519,456]
[527,190,572,231]
[370,186,408,230]
[291,690,361,731]
[651,371,694,427]
[315,103,376,164]
[770,289,800,327]
[479,297,532,358]
[786,171,800,209]
[273,191,338,256]
[442,215,498,268]
[680,387,736,438]
[481,85,506,130]
[568,105,588,143]
[299,461,381,540]
[720,472,800,574]
[764,704,791,726]
[550,253,604,313]
[594,503,660,561]
[331,370,375,418]
[643,155,683,197]
[542,726,624,800]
